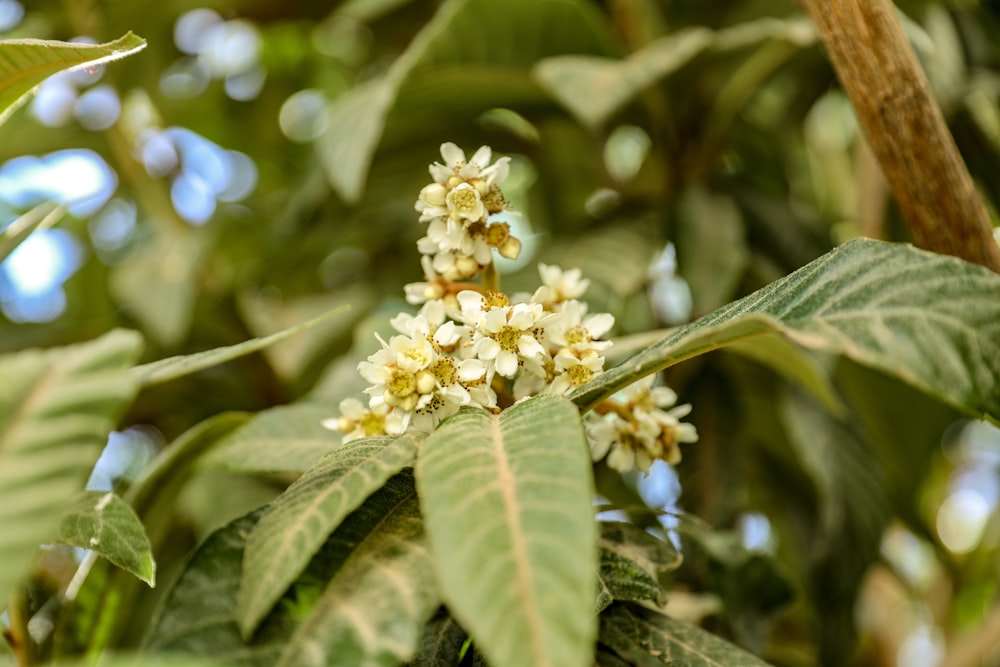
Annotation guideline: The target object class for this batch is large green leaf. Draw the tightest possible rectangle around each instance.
[0,329,141,604]
[416,396,597,667]
[599,603,775,666]
[534,27,713,130]
[145,473,430,667]
[534,17,814,129]
[0,32,146,125]
[237,432,423,637]
[0,201,66,264]
[199,404,342,474]
[131,305,350,387]
[319,0,616,202]
[571,239,1000,425]
[56,491,155,587]
[276,487,438,667]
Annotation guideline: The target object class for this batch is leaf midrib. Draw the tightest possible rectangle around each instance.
[489,413,549,666]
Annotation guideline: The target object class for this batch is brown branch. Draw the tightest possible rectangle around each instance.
[799,0,1000,273]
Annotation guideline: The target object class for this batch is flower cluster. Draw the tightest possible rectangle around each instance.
[330,143,698,475]
[585,376,699,474]
[414,143,520,281]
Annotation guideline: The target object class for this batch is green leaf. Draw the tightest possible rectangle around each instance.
[0,201,66,264]
[597,522,680,613]
[146,473,431,666]
[599,603,775,666]
[416,396,597,667]
[110,229,208,348]
[237,432,423,637]
[572,239,1000,426]
[199,404,342,474]
[534,27,713,130]
[319,0,616,202]
[675,189,749,316]
[534,17,814,129]
[780,387,890,662]
[131,305,350,387]
[0,32,146,126]
[55,491,155,587]
[142,509,298,666]
[725,337,842,415]
[0,329,142,604]
[411,608,468,667]
[276,481,438,667]
[64,413,251,657]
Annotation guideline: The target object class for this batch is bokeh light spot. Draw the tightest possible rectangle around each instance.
[279,89,328,142]
[75,85,121,131]
[937,489,990,554]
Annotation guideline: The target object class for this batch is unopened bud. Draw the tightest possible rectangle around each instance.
[416,370,437,394]
[498,235,522,260]
[455,255,480,278]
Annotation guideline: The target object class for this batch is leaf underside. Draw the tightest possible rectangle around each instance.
[572,239,1000,426]
[416,395,598,667]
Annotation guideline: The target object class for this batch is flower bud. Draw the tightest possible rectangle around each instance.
[499,235,522,259]
[416,370,437,394]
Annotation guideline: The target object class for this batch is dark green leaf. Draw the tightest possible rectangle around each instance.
[411,608,468,667]
[597,522,680,612]
[599,603,775,666]
[238,432,423,637]
[276,481,438,667]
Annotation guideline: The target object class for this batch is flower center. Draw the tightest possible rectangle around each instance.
[449,187,481,218]
[431,357,458,385]
[564,326,588,346]
[360,411,385,436]
[494,325,522,352]
[387,368,417,398]
[566,364,593,386]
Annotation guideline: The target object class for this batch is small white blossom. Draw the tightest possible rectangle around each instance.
[530,264,591,308]
[428,143,510,188]
[325,398,404,443]
[586,375,698,474]
[446,182,486,222]
[404,256,447,305]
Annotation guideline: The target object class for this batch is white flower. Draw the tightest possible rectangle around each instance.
[544,299,614,355]
[530,264,590,308]
[404,256,447,305]
[428,143,510,188]
[465,298,551,378]
[585,376,698,474]
[325,398,404,443]
[446,182,486,222]
[546,351,605,395]
[415,182,449,222]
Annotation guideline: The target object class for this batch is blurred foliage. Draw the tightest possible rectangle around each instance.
[3,0,1000,666]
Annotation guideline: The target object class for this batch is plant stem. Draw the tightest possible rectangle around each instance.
[482,263,499,293]
[798,0,1000,273]
[6,589,34,667]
